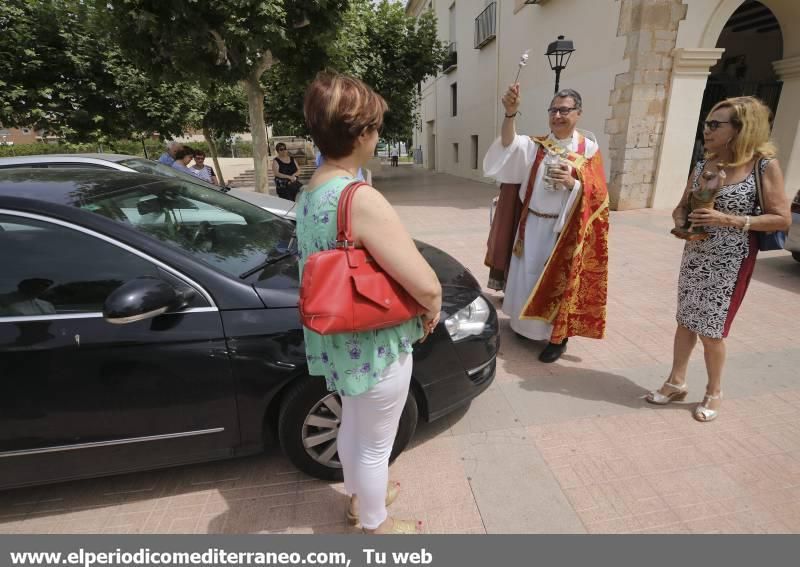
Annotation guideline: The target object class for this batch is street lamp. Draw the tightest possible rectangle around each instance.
[545,35,575,94]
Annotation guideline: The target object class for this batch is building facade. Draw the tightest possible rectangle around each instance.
[407,0,799,210]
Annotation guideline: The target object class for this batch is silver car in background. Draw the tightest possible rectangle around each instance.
[0,154,296,219]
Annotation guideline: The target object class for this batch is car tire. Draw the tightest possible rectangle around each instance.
[793,252,800,263]
[277,375,418,481]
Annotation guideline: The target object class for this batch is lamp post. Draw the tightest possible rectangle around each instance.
[545,35,575,94]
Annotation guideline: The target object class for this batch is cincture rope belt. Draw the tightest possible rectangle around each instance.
[530,209,559,219]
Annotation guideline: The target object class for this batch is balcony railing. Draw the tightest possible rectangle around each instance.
[474,2,497,49]
[443,42,457,73]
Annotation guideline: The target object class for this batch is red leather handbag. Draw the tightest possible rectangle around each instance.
[299,181,425,335]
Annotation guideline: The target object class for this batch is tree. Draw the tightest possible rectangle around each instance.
[0,0,204,145]
[194,83,250,185]
[262,64,309,137]
[331,0,446,143]
[103,0,350,194]
[0,0,122,142]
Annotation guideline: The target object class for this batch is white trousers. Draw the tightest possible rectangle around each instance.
[337,353,413,529]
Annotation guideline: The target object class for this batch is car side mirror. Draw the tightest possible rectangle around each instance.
[103,276,194,325]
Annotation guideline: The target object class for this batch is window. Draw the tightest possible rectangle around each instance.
[474,2,497,49]
[453,143,459,164]
[451,83,458,116]
[75,178,295,279]
[471,135,479,169]
[0,215,161,317]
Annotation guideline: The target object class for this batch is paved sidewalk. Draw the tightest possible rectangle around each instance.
[2,166,800,534]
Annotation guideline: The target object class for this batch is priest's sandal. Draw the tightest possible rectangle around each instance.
[645,380,688,405]
[538,338,568,363]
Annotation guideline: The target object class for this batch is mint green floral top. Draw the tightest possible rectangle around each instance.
[296,177,424,396]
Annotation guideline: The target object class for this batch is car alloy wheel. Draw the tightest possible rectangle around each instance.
[302,392,343,469]
[278,374,419,481]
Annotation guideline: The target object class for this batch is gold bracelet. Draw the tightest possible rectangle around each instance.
[742,215,751,231]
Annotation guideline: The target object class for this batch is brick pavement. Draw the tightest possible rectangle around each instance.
[2,166,800,534]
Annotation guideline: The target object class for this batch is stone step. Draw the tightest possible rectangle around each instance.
[227,167,315,188]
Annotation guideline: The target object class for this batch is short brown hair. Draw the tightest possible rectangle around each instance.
[706,96,776,167]
[175,147,194,160]
[304,72,387,159]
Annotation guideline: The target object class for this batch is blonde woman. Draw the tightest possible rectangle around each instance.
[298,72,441,533]
[646,97,791,421]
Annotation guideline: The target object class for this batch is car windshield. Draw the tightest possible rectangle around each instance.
[75,177,295,278]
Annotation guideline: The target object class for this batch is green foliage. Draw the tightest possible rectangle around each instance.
[198,83,250,143]
[102,1,349,192]
[0,1,250,144]
[265,0,446,140]
[102,1,349,85]
[0,140,254,158]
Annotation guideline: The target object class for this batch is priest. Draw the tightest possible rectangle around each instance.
[483,84,609,363]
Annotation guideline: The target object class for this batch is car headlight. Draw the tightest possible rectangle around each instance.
[444,295,490,341]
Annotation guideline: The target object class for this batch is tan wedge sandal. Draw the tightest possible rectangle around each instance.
[363,517,424,534]
[693,392,722,422]
[346,481,401,525]
[645,380,688,405]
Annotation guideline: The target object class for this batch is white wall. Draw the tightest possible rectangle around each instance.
[413,0,626,181]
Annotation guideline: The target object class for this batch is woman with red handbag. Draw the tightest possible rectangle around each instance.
[298,72,442,534]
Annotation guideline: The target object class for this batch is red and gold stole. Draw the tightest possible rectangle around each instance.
[519,138,610,343]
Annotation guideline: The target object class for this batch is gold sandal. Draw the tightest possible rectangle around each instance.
[346,481,401,525]
[644,380,688,405]
[363,517,424,534]
[693,392,722,422]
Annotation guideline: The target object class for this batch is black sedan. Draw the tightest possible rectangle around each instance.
[0,169,498,490]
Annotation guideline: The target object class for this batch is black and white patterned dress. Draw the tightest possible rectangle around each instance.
[676,159,769,339]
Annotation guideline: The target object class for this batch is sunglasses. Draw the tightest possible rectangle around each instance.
[548,107,577,116]
[703,120,730,131]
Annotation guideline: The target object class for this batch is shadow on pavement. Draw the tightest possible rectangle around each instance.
[751,253,800,294]
[373,166,496,210]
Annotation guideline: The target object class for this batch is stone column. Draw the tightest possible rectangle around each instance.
[605,0,687,210]
[650,48,724,209]
[772,56,800,198]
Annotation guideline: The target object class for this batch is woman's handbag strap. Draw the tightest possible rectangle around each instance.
[336,181,368,246]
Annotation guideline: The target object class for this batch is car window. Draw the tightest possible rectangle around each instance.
[118,158,218,189]
[0,214,163,317]
[47,163,108,169]
[0,164,47,169]
[74,178,295,278]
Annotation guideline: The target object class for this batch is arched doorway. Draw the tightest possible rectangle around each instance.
[651,0,800,209]
[689,0,783,165]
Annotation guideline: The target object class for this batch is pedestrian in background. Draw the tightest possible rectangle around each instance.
[158,141,182,166]
[273,143,301,200]
[191,150,219,185]
[170,146,195,174]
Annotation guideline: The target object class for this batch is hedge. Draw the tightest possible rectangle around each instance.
[0,140,254,159]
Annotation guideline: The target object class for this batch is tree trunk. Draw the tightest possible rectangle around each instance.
[203,126,225,186]
[244,77,270,194]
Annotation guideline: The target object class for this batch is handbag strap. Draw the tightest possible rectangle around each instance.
[336,181,368,247]
[753,158,764,214]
